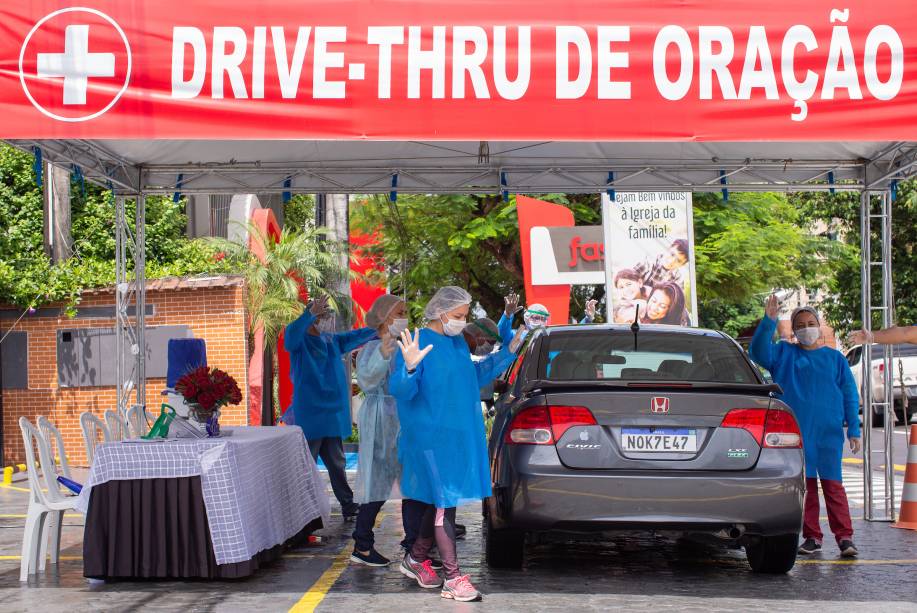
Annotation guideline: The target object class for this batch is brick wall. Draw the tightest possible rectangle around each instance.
[1,279,249,466]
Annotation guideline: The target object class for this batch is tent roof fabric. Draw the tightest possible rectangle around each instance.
[7,139,916,194]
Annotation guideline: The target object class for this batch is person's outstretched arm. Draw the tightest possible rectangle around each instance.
[389,329,432,402]
[848,326,917,346]
[334,327,378,354]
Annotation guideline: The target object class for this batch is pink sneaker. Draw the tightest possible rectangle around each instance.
[400,554,442,589]
[441,575,481,602]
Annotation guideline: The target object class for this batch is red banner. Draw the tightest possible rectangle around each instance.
[2,1,916,140]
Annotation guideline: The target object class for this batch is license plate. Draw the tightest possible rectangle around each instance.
[621,428,697,453]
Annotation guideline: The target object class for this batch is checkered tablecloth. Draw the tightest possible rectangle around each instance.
[75,426,330,565]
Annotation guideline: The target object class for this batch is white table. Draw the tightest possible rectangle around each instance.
[77,426,330,566]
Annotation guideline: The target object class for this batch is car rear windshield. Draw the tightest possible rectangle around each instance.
[540,330,760,384]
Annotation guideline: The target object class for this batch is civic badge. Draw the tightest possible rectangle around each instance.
[651,397,670,414]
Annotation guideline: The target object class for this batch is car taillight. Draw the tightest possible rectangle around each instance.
[762,409,802,448]
[720,408,802,448]
[505,406,597,445]
[720,409,767,445]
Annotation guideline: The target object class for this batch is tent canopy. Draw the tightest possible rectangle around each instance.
[7,139,917,195]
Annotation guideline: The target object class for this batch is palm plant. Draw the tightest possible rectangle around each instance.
[210,222,357,351]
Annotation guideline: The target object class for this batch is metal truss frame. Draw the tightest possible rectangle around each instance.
[4,138,911,518]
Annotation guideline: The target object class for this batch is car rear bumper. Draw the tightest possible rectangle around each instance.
[491,446,804,537]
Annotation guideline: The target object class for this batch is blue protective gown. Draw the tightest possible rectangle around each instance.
[353,340,402,503]
[749,316,860,480]
[281,310,376,440]
[389,329,513,508]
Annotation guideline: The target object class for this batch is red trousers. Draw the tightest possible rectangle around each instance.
[804,477,854,544]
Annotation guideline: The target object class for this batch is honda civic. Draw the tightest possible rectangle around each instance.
[485,324,805,573]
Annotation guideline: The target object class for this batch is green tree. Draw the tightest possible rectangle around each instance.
[0,143,234,310]
[790,185,917,334]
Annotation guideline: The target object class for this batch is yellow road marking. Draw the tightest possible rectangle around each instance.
[288,512,387,612]
[842,457,907,472]
[0,483,33,493]
[288,546,352,612]
[795,558,917,566]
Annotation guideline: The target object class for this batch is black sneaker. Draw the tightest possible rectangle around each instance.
[455,523,467,540]
[797,538,822,554]
[839,540,859,557]
[350,548,391,567]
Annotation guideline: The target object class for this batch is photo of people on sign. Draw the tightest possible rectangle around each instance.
[601,192,698,326]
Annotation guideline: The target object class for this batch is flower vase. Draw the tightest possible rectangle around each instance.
[187,402,215,435]
[206,409,222,437]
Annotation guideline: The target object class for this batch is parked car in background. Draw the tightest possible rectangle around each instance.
[486,324,805,574]
[844,343,917,425]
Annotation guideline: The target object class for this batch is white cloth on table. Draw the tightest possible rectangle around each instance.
[75,426,330,565]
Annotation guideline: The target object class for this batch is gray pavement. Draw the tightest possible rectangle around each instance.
[1,471,915,613]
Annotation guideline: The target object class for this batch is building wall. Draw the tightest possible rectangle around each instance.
[1,283,249,466]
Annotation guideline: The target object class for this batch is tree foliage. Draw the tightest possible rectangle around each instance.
[0,144,234,311]
[790,186,917,333]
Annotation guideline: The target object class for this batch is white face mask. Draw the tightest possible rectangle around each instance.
[795,327,820,346]
[441,316,467,337]
[388,318,409,337]
[315,316,335,333]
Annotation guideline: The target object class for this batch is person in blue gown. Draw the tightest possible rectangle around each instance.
[390,286,513,601]
[281,294,376,520]
[750,296,861,557]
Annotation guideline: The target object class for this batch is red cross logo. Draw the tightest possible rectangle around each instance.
[19,8,131,122]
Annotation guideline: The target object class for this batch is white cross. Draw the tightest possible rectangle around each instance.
[36,24,115,105]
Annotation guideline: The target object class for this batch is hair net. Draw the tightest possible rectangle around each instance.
[467,318,501,342]
[424,286,472,320]
[365,294,404,329]
[790,305,820,326]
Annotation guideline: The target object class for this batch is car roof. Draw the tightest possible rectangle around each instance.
[539,323,728,339]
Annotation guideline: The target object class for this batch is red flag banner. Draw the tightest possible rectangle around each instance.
[1,1,915,139]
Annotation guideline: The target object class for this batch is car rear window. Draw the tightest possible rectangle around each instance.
[541,330,759,384]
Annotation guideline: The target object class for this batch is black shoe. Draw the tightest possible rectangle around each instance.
[455,523,467,540]
[797,538,822,554]
[350,548,391,567]
[839,540,859,557]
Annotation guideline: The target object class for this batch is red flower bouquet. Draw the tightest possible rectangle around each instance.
[175,366,242,435]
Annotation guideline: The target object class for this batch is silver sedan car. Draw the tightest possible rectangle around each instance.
[485,324,805,573]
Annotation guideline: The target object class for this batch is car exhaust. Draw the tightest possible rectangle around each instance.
[714,524,746,540]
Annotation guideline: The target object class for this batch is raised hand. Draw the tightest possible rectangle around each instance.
[379,330,396,358]
[310,294,331,318]
[397,328,433,371]
[504,292,522,317]
[764,294,780,320]
[585,299,598,319]
[846,329,872,346]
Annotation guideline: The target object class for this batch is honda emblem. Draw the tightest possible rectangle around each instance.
[651,397,670,414]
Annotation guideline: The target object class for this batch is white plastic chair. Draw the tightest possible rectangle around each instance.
[18,417,78,582]
[124,404,150,438]
[37,416,72,481]
[104,409,128,441]
[80,411,111,465]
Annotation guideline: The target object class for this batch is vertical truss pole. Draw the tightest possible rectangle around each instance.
[115,196,127,415]
[135,193,147,410]
[880,191,896,521]
[860,189,874,519]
